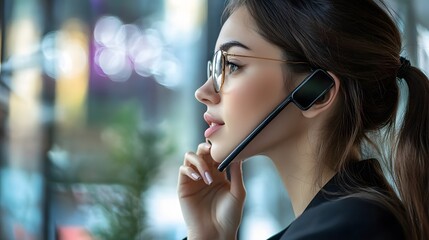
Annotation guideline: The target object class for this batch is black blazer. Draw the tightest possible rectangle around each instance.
[268,160,406,240]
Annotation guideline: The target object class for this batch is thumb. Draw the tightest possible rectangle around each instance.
[229,161,246,200]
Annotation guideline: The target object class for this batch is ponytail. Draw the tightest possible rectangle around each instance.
[395,65,429,239]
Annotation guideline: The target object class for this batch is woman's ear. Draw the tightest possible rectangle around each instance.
[301,71,341,119]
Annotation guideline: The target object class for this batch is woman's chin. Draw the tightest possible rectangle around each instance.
[210,143,239,164]
[210,144,250,164]
[209,145,226,163]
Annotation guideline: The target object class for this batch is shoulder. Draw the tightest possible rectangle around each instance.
[282,197,405,240]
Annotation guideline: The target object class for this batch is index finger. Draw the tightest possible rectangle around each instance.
[196,142,211,155]
[196,142,220,168]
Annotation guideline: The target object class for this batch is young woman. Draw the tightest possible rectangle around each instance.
[178,0,429,239]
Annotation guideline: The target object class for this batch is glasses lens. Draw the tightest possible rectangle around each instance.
[207,61,212,80]
[213,51,223,92]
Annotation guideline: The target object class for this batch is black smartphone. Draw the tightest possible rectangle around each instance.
[217,69,334,172]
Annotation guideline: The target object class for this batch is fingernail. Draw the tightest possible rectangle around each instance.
[191,172,201,180]
[205,171,213,185]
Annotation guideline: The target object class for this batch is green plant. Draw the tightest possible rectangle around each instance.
[91,103,174,239]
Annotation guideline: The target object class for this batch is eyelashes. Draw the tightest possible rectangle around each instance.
[225,61,241,75]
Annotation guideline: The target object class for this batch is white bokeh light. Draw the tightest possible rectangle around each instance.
[97,48,132,82]
[41,31,58,78]
[152,53,181,89]
[94,16,123,47]
[130,29,163,64]
[93,15,183,87]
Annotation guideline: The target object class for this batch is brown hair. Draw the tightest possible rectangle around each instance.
[223,0,429,239]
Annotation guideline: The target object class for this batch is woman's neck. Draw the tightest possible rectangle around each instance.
[267,139,336,217]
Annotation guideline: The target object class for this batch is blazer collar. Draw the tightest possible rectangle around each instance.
[305,158,384,211]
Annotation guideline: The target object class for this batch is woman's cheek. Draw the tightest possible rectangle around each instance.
[210,74,284,162]
[206,85,261,163]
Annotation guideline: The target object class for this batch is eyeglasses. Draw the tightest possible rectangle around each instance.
[207,49,308,92]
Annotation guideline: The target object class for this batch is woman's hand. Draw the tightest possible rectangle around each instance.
[178,142,246,240]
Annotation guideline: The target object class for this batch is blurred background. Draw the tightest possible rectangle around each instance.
[0,0,428,239]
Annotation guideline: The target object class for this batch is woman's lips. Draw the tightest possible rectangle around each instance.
[204,123,223,138]
[204,113,224,138]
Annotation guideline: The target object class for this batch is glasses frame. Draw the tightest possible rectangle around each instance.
[207,50,308,93]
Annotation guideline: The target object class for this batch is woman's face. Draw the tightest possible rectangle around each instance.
[195,7,305,163]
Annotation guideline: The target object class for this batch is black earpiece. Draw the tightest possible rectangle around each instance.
[291,69,334,110]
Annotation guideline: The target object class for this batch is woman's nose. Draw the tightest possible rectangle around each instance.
[195,78,220,105]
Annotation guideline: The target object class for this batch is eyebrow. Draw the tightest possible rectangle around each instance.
[219,40,251,52]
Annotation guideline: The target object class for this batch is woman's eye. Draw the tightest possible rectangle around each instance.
[226,61,240,74]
